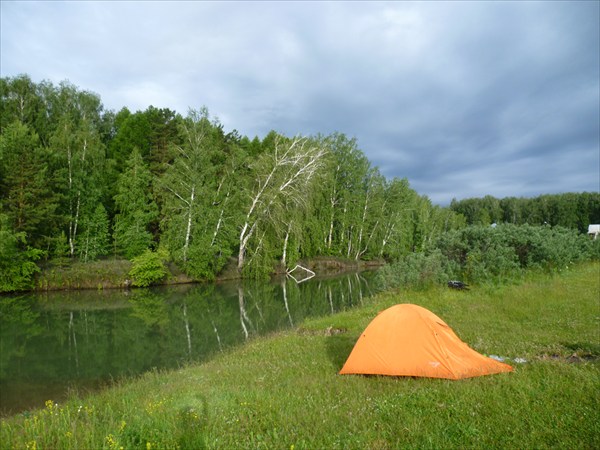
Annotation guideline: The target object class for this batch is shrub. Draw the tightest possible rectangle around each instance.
[129,249,169,287]
[379,224,596,290]
[433,224,594,284]
[376,250,456,290]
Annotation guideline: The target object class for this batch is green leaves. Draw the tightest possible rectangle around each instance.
[451,193,600,233]
[129,249,169,287]
[15,74,595,289]
[378,223,598,290]
[113,148,158,259]
[0,121,58,248]
[0,214,43,292]
[79,204,110,262]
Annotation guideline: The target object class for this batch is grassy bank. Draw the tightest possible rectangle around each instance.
[34,258,197,291]
[32,256,382,292]
[2,263,599,449]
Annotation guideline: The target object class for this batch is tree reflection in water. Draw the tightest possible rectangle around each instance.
[0,269,379,416]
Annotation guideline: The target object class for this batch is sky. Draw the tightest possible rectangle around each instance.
[1,1,598,205]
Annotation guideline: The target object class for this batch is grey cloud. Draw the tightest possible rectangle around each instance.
[1,1,597,204]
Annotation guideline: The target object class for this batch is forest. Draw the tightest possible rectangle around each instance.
[1,75,598,292]
[450,193,599,232]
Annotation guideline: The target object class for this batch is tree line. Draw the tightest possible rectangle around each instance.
[450,193,599,232]
[1,75,466,291]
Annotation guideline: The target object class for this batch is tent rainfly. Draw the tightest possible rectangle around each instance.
[339,304,513,380]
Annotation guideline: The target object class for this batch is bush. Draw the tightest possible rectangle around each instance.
[129,249,169,287]
[376,250,456,290]
[379,224,597,290]
[434,224,594,284]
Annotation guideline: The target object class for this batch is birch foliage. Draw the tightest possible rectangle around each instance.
[237,134,328,274]
[113,148,158,258]
[158,109,238,279]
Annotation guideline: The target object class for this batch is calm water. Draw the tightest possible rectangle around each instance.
[0,270,380,416]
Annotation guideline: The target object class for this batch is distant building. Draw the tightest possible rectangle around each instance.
[588,225,600,240]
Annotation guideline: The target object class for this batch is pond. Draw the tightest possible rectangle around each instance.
[0,269,381,417]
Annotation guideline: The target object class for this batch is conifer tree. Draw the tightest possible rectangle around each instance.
[0,121,58,248]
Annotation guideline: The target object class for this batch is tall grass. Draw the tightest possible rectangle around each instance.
[2,263,599,449]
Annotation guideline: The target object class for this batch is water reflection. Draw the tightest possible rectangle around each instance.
[0,270,379,416]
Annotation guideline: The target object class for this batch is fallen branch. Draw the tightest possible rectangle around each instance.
[286,264,316,284]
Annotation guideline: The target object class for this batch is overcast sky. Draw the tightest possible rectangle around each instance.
[1,1,598,204]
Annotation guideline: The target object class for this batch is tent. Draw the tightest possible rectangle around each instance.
[339,304,513,380]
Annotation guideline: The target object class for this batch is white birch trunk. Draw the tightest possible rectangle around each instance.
[211,208,224,247]
[282,222,291,269]
[237,136,326,271]
[211,184,231,247]
[237,165,277,270]
[355,181,372,260]
[183,185,195,262]
[327,165,339,249]
[69,194,80,257]
[346,226,353,258]
[357,219,379,260]
[380,221,396,256]
[66,132,76,256]
[340,201,348,255]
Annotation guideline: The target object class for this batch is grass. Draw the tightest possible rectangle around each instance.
[35,258,133,291]
[34,258,198,291]
[2,263,599,449]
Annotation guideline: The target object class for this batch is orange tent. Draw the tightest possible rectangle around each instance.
[339,304,513,380]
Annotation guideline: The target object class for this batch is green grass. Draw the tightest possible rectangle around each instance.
[2,263,599,449]
[34,258,198,291]
[35,258,133,290]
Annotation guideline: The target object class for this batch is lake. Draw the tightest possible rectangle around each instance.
[0,269,380,416]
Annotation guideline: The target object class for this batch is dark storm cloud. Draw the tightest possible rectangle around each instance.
[1,1,598,204]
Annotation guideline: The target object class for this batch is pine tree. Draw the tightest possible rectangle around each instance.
[0,121,58,248]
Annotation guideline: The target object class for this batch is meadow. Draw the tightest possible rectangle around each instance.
[1,263,598,449]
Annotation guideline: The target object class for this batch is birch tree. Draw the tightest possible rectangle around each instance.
[159,109,213,262]
[79,203,110,262]
[237,134,327,273]
[378,177,418,259]
[353,169,385,260]
[50,115,106,257]
[158,108,239,279]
